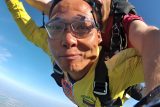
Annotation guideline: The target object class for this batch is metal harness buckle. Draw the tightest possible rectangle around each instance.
[93,81,108,95]
[53,63,63,75]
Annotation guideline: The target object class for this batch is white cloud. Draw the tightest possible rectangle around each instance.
[0,47,12,63]
[0,95,26,107]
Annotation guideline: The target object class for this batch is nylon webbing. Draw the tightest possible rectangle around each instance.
[94,47,112,106]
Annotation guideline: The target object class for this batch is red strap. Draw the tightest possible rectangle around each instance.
[123,14,144,35]
[122,14,144,47]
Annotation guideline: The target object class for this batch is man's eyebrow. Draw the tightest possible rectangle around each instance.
[50,15,92,21]
[50,16,79,21]
[76,15,86,20]
[74,15,91,20]
[76,15,94,21]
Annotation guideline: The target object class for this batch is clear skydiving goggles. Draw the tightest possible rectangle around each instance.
[45,19,98,39]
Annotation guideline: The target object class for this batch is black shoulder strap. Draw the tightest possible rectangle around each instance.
[93,47,111,106]
[93,47,122,106]
[51,63,64,87]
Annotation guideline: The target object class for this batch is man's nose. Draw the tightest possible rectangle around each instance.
[61,31,78,48]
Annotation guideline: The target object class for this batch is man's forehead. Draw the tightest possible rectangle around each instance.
[50,15,93,22]
[50,0,92,18]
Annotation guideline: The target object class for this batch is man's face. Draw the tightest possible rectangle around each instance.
[47,0,102,78]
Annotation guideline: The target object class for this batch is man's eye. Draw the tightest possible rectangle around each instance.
[74,21,93,31]
[76,24,87,30]
[47,22,64,31]
[52,25,63,31]
[75,24,92,30]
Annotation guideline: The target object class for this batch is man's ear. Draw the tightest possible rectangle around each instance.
[97,30,102,44]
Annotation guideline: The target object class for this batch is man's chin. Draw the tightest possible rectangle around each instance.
[61,63,84,73]
[63,67,82,73]
[59,60,91,73]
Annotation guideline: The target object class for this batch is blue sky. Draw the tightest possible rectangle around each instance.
[0,0,160,107]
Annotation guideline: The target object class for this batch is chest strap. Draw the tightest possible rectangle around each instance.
[94,47,122,107]
[51,63,64,87]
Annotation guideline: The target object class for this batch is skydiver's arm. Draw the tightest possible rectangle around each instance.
[5,0,51,56]
[25,0,52,15]
[129,20,160,95]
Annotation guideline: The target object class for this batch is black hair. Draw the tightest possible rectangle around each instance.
[49,0,61,19]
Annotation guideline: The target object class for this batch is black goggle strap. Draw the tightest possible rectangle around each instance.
[40,11,45,28]
[84,0,102,29]
[90,5,100,29]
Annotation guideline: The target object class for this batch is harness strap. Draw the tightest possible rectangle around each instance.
[94,47,122,106]
[51,63,64,87]
[93,47,110,100]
